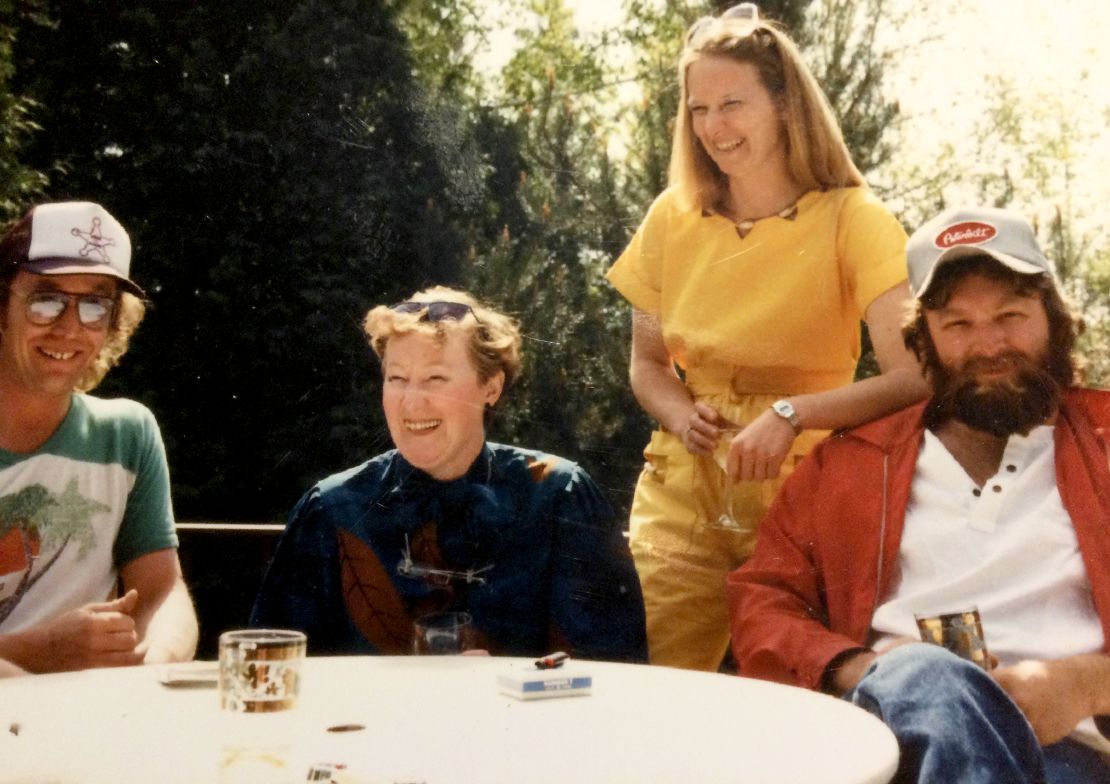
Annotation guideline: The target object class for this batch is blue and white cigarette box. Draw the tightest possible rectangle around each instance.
[497,663,592,701]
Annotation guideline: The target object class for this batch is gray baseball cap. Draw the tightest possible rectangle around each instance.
[907,206,1055,298]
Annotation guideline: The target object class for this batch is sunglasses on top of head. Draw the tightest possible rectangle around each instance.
[10,289,117,329]
[389,301,478,323]
[686,2,761,45]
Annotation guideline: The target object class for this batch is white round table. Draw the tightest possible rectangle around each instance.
[0,656,898,783]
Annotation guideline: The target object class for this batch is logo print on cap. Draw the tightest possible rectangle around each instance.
[935,221,997,250]
[71,217,115,263]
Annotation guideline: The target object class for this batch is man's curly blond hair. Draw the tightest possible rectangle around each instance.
[76,292,146,391]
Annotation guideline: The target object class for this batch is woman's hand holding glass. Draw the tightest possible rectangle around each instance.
[681,401,732,456]
[725,408,796,482]
[681,401,796,480]
[682,404,748,532]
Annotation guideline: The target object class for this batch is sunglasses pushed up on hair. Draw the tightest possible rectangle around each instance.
[686,2,762,45]
[389,300,477,323]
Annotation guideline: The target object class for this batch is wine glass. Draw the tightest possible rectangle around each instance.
[711,431,749,532]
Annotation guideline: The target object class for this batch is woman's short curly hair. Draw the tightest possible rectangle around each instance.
[363,286,523,388]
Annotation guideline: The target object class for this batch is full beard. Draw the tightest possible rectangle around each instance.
[925,351,1063,437]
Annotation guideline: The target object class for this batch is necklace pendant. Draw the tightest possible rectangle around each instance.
[734,201,799,240]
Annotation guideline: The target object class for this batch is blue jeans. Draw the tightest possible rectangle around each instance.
[845,644,1109,784]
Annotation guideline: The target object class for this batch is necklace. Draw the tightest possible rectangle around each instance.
[734,200,799,239]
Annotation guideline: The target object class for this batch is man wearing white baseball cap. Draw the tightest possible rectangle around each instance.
[729,206,1110,781]
[0,201,197,675]
[907,205,1057,297]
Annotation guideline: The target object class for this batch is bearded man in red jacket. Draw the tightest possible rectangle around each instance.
[728,206,1110,783]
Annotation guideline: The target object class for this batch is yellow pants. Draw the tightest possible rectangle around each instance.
[628,389,827,672]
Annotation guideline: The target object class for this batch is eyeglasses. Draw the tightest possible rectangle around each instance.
[10,290,117,329]
[686,2,761,45]
[390,301,477,323]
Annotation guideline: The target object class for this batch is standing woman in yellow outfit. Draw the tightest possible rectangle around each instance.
[607,3,928,671]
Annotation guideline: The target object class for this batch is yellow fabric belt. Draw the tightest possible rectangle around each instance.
[683,364,853,398]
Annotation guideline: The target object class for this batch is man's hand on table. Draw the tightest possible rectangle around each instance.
[3,590,144,673]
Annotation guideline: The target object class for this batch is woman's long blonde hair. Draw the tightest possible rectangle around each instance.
[668,10,865,213]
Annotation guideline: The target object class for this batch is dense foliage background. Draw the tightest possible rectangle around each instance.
[0,0,1105,522]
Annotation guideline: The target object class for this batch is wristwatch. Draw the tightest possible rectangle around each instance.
[771,400,802,434]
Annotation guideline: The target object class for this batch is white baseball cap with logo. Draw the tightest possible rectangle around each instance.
[14,201,142,296]
[906,206,1055,299]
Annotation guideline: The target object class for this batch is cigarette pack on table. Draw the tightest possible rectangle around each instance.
[497,662,592,701]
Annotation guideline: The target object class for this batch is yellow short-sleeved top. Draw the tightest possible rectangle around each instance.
[607,186,908,394]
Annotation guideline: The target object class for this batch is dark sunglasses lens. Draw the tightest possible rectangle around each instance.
[77,297,113,326]
[390,301,425,314]
[390,301,472,322]
[424,303,472,322]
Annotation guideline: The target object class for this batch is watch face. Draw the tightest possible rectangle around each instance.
[773,400,800,428]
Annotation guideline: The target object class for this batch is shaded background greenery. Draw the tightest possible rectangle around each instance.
[0,0,1105,523]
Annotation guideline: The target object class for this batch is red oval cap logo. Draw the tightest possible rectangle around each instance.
[935,221,997,249]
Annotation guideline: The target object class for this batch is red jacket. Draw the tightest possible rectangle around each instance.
[728,389,1110,691]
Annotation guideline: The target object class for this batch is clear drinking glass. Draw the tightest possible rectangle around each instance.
[217,629,307,783]
[413,611,476,655]
[218,629,307,712]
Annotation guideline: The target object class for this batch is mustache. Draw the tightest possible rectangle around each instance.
[961,354,1022,375]
[950,350,1048,389]
[926,350,1062,437]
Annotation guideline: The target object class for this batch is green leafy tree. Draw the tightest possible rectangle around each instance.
[12,0,482,519]
[0,0,48,219]
[386,0,485,98]
[880,71,1110,385]
[0,0,937,524]
[388,0,656,508]
[615,0,690,206]
[462,0,651,508]
[621,0,896,203]
[799,0,902,177]
[390,0,913,513]
[619,0,904,384]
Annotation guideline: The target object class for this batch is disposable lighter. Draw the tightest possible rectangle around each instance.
[496,654,592,701]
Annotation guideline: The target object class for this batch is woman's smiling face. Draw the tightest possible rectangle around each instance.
[686,55,786,183]
[381,329,503,481]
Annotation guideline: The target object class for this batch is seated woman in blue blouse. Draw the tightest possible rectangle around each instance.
[251,287,647,661]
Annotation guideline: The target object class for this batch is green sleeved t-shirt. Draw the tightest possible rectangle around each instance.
[0,394,177,631]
